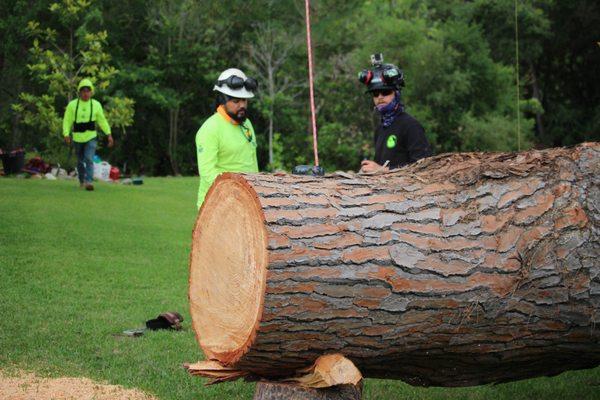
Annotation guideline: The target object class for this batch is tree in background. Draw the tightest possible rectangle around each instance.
[245,20,305,169]
[535,1,600,146]
[144,0,212,176]
[299,0,376,172]
[462,0,599,147]
[1,0,597,175]
[11,0,134,168]
[465,0,550,146]
[347,1,534,154]
[0,0,48,151]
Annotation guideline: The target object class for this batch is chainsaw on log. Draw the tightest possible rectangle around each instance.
[292,164,324,176]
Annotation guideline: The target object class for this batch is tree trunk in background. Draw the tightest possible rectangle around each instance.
[168,107,180,176]
[189,143,600,387]
[269,105,274,166]
[10,78,23,149]
[530,61,545,140]
[3,41,27,150]
[245,20,302,167]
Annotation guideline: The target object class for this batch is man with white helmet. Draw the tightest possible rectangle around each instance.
[195,68,259,208]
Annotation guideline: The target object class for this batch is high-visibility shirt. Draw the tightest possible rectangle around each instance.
[195,106,258,209]
[62,98,111,143]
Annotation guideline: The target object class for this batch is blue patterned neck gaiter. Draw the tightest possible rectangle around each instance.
[375,91,404,128]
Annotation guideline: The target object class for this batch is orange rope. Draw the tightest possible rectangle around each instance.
[305,0,319,166]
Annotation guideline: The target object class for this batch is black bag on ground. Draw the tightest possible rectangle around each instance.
[145,312,183,330]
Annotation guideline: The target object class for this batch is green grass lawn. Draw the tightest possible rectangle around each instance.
[1,177,598,399]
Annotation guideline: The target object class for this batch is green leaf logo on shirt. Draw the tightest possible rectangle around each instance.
[197,145,203,154]
[386,134,397,149]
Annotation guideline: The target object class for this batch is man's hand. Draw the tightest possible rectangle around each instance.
[64,136,72,145]
[107,135,114,148]
[360,159,388,173]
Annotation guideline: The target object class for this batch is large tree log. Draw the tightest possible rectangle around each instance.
[189,143,600,387]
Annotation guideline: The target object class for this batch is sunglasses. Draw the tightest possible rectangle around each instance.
[217,75,258,91]
[371,89,394,98]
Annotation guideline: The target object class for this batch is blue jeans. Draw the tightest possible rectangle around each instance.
[74,139,97,184]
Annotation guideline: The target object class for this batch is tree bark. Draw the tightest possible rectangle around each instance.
[189,143,600,387]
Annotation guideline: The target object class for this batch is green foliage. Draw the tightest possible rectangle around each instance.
[458,111,534,152]
[12,93,61,135]
[264,132,285,171]
[2,0,598,173]
[104,96,135,134]
[318,122,369,172]
[10,0,133,165]
[23,1,117,97]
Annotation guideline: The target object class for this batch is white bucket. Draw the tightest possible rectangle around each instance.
[93,161,111,181]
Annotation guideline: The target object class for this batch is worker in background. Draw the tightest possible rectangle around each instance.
[62,78,113,191]
[195,68,259,209]
[358,54,431,172]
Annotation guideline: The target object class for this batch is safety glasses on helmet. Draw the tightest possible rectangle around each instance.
[217,75,258,91]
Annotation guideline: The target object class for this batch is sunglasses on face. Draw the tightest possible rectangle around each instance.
[217,75,258,91]
[371,89,394,98]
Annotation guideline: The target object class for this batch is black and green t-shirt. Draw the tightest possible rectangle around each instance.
[374,112,432,169]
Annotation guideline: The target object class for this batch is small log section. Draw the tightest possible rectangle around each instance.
[253,382,362,400]
[189,143,600,387]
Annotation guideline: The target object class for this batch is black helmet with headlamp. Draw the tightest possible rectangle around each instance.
[358,53,405,92]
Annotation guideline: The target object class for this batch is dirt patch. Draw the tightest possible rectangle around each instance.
[0,370,157,400]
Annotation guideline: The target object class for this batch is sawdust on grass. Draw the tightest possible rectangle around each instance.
[0,370,157,400]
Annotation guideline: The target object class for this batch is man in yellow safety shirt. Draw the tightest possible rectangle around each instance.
[195,68,259,209]
[62,78,113,191]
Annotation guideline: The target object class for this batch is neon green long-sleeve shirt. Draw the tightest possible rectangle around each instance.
[195,108,258,209]
[62,98,111,143]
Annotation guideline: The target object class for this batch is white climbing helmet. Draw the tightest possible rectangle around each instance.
[213,68,257,99]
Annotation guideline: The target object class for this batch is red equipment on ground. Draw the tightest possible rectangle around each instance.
[109,166,120,181]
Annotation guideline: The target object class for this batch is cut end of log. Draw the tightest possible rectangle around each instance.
[189,173,268,363]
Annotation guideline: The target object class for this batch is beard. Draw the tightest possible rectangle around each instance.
[228,108,247,123]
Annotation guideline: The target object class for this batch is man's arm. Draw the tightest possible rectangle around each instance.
[95,101,114,147]
[62,101,74,144]
[196,123,219,208]
[247,120,259,172]
[360,160,389,173]
[405,123,432,163]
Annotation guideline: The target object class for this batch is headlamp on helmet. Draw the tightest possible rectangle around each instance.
[357,53,405,92]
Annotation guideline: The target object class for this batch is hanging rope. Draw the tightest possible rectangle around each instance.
[515,0,521,151]
[305,0,320,166]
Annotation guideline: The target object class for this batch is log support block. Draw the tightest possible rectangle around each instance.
[253,381,362,400]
